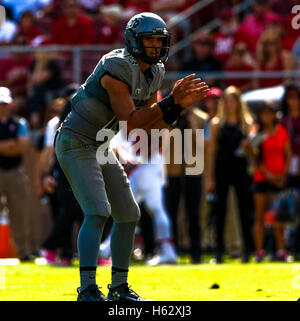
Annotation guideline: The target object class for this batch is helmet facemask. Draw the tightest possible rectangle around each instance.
[136,33,171,65]
[127,31,171,65]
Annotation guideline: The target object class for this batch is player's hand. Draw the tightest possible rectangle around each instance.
[177,80,210,108]
[171,74,207,105]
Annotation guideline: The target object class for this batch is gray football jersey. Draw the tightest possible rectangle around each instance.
[61,48,165,142]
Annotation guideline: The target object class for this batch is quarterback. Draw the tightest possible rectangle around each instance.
[55,12,209,301]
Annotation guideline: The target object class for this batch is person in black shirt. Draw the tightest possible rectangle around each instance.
[207,86,254,263]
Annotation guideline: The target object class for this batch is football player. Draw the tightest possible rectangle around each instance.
[55,12,209,301]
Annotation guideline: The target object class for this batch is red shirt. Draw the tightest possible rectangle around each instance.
[213,32,235,64]
[254,124,290,182]
[52,15,95,45]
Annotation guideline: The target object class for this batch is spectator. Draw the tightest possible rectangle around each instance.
[0,87,32,261]
[207,86,254,263]
[280,83,300,260]
[255,29,294,89]
[213,8,239,65]
[51,0,96,45]
[181,30,223,86]
[26,50,62,129]
[252,101,292,262]
[262,15,292,51]
[14,11,41,45]
[240,0,282,48]
[225,43,255,92]
[95,5,123,45]
[0,5,17,45]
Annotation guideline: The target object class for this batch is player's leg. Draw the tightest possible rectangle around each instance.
[55,130,110,301]
[101,148,144,301]
[98,166,143,264]
[97,165,147,266]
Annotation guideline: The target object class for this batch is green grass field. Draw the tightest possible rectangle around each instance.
[0,258,300,301]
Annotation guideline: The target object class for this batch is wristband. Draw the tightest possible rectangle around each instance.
[157,94,175,113]
[162,103,184,125]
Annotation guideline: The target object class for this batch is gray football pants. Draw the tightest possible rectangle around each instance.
[55,129,140,222]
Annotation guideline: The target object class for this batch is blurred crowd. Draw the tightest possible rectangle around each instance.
[1,0,300,265]
[1,0,300,128]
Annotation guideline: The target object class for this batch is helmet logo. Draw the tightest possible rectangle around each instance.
[129,19,140,29]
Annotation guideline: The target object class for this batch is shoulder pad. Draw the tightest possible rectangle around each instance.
[101,49,136,87]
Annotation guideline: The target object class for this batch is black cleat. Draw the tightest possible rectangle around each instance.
[107,283,146,301]
[77,284,108,301]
